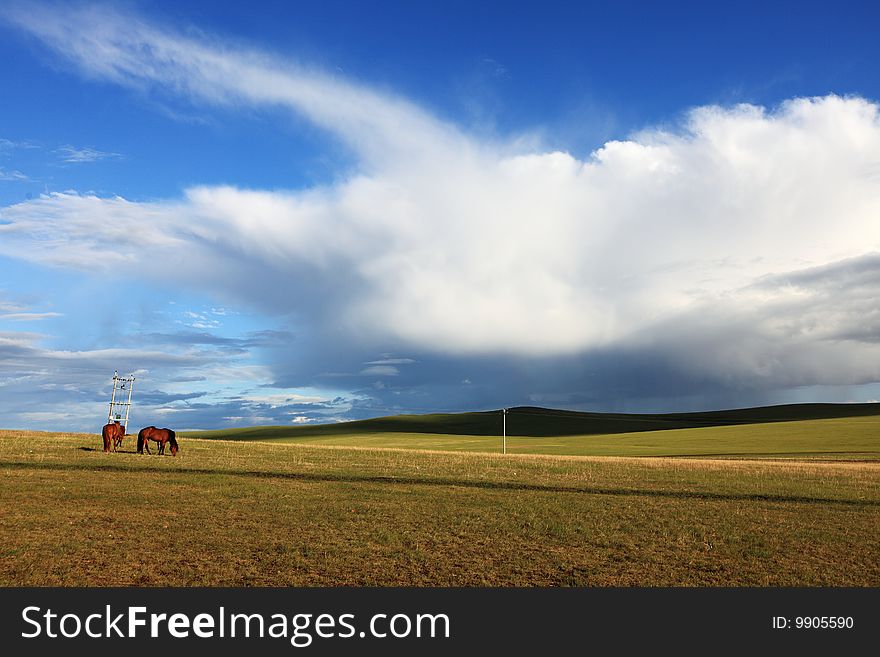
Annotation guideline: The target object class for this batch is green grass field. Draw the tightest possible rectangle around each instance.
[183,415,880,460]
[2,412,879,586]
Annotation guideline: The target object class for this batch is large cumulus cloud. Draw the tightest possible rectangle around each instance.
[2,3,880,420]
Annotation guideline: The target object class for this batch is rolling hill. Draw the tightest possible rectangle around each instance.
[182,401,880,441]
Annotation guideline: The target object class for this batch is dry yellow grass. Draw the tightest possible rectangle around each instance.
[1,430,878,586]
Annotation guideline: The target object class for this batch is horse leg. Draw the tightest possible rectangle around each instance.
[159,441,165,455]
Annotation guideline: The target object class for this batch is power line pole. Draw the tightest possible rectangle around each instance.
[107,370,135,429]
[502,407,508,454]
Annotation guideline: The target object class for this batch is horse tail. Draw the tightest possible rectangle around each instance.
[137,428,145,454]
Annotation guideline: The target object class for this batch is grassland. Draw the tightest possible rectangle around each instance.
[184,415,880,460]
[2,424,879,586]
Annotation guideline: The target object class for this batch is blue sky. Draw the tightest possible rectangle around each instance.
[2,0,880,431]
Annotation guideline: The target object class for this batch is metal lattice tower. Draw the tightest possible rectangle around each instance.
[107,370,135,428]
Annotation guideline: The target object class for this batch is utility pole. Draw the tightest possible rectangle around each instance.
[502,407,508,454]
[107,370,136,429]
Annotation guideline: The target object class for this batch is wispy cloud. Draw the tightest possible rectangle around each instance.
[360,365,399,377]
[180,310,221,330]
[0,298,61,322]
[0,311,62,321]
[0,168,30,181]
[364,358,416,365]
[3,2,463,166]
[56,145,121,163]
[0,137,39,153]
[0,137,40,151]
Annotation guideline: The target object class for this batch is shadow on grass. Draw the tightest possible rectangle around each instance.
[78,447,139,454]
[5,460,879,508]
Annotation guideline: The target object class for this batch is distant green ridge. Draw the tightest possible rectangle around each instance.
[181,402,880,440]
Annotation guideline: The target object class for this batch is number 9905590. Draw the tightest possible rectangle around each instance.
[794,616,853,629]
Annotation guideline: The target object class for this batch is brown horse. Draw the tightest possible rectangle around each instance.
[113,426,125,450]
[101,421,125,453]
[137,426,179,456]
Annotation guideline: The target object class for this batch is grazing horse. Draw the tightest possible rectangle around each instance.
[101,421,125,453]
[137,426,179,456]
[113,426,125,450]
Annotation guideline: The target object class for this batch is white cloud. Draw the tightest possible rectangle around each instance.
[360,365,399,377]
[364,358,416,365]
[56,145,121,163]
[1,4,880,396]
[0,137,39,152]
[0,168,30,181]
[0,192,185,268]
[0,312,62,321]
[180,310,221,330]
[241,391,328,406]
[0,298,62,323]
[3,3,464,167]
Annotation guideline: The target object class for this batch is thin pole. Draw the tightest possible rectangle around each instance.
[124,376,135,430]
[108,371,118,424]
[502,408,507,454]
